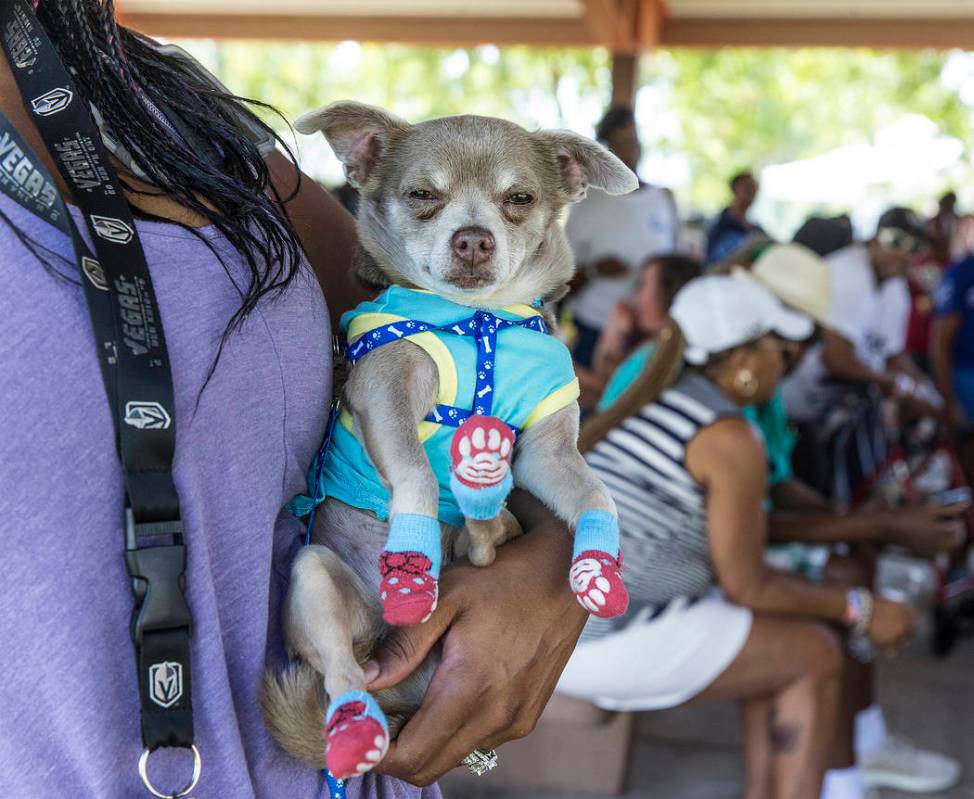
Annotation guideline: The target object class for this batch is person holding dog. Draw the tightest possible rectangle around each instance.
[0,3,589,796]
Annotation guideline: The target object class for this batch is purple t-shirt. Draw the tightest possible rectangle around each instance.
[0,192,439,799]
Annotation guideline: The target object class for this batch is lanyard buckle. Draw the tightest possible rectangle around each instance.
[124,508,192,644]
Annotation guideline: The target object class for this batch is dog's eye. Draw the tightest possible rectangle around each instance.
[506,192,534,206]
[408,189,436,201]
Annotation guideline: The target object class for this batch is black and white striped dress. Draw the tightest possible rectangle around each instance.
[558,372,753,710]
[581,371,739,642]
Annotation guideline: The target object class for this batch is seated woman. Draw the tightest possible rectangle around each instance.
[557,275,916,799]
[576,255,701,411]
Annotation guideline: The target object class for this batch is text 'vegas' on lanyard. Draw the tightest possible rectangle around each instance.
[0,3,198,796]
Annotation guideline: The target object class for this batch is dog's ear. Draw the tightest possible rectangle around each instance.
[295,101,409,190]
[537,131,639,201]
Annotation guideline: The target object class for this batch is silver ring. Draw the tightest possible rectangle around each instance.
[460,748,498,776]
[138,745,202,798]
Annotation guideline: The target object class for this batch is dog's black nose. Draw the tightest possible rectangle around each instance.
[451,227,495,267]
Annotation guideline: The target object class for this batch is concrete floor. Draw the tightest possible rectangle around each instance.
[441,634,974,799]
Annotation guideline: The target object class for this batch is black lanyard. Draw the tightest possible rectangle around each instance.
[0,1,198,792]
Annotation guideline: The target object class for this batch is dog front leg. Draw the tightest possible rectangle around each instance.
[346,345,444,626]
[512,405,629,618]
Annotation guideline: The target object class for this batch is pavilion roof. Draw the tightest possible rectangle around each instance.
[120,0,974,50]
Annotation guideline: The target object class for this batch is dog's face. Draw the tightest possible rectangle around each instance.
[296,102,638,307]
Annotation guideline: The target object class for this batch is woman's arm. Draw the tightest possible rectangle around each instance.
[820,330,895,394]
[768,508,882,545]
[769,502,964,557]
[687,418,847,622]
[768,479,835,515]
[365,491,586,786]
[265,150,372,328]
[590,301,636,385]
[688,419,917,644]
[930,312,963,427]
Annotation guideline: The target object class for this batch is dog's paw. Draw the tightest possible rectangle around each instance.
[450,416,515,489]
[570,550,629,618]
[325,697,390,779]
[379,551,439,626]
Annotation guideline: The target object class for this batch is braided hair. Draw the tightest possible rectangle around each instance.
[31,0,304,336]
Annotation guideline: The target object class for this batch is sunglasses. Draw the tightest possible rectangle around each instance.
[876,227,925,255]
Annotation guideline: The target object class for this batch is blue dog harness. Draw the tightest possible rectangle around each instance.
[290,286,580,526]
[345,307,549,434]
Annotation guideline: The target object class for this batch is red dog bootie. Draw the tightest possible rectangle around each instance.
[449,416,516,520]
[379,549,439,626]
[570,550,629,618]
[325,691,389,779]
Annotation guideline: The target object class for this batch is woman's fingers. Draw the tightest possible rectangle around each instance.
[376,653,496,785]
[366,604,455,692]
[373,507,587,786]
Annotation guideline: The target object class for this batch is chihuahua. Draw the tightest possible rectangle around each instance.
[262,102,637,779]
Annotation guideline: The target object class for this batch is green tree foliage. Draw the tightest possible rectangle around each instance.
[178,39,972,213]
[643,48,972,209]
[198,41,609,132]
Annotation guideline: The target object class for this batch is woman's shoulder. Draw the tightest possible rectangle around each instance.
[659,371,741,426]
[684,411,765,493]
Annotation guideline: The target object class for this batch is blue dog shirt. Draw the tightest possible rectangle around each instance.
[314,286,579,526]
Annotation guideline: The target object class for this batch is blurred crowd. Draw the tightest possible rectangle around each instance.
[552,105,974,799]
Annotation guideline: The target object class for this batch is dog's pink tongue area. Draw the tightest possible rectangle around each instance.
[325,713,388,779]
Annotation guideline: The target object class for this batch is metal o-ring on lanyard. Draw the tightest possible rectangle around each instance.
[0,2,198,796]
[138,745,202,799]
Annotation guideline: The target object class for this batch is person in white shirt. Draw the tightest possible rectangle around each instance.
[783,208,942,426]
[565,106,680,369]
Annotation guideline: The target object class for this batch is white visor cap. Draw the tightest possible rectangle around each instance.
[671,275,814,365]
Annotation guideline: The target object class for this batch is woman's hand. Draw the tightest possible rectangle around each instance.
[884,503,968,558]
[867,597,917,651]
[364,495,587,787]
[603,300,636,343]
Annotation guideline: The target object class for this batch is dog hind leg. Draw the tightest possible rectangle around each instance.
[454,506,523,567]
[284,545,391,779]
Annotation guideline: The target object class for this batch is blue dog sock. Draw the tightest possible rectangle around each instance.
[573,509,620,561]
[384,513,442,577]
[450,470,514,521]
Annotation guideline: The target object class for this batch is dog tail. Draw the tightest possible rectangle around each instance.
[261,662,327,767]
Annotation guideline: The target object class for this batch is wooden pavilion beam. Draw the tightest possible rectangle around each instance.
[610,52,638,106]
[637,0,666,48]
[120,8,974,51]
[582,0,631,50]
[660,16,974,50]
[120,13,595,46]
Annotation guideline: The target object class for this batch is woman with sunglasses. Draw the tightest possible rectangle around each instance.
[556,275,916,799]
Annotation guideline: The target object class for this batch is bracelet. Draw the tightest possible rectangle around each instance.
[892,373,917,398]
[843,587,874,639]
